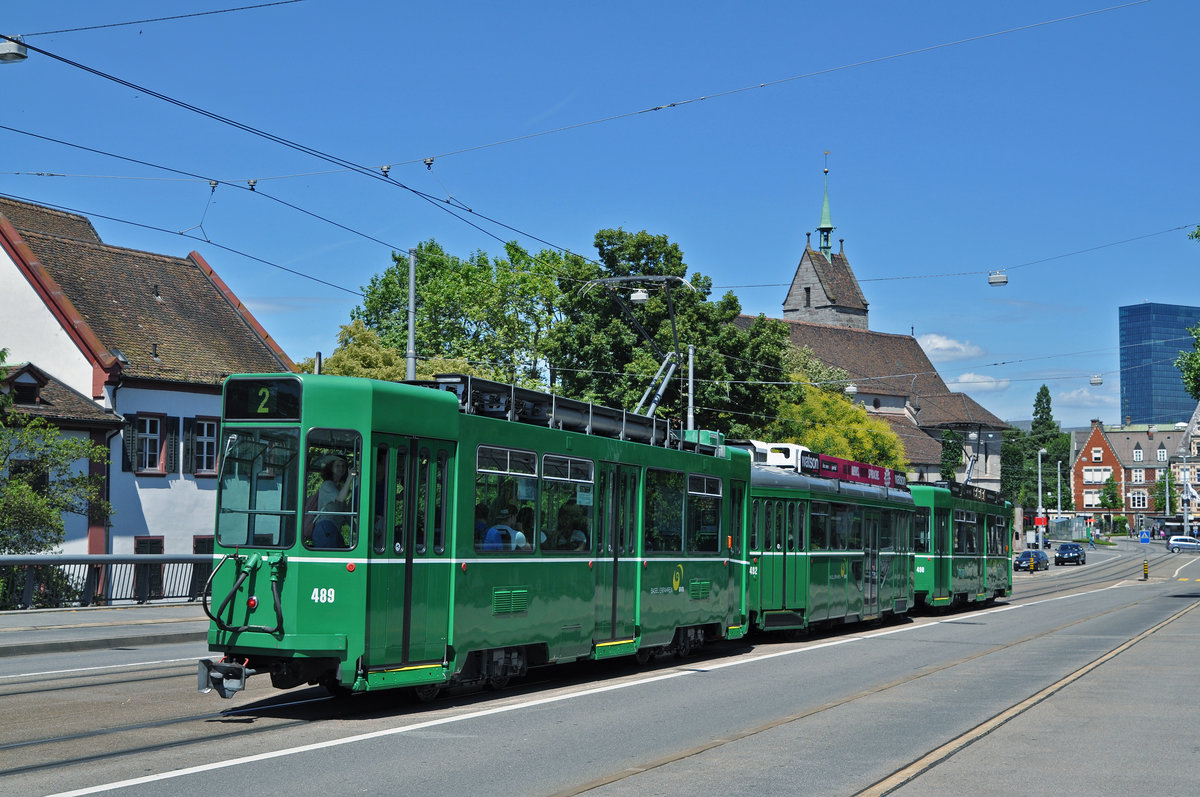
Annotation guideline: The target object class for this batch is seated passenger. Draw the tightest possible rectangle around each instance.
[511,506,534,551]
[482,507,516,551]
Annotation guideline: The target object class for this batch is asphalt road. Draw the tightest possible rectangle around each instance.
[2,540,1198,797]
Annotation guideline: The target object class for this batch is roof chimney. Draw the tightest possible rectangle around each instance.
[839,238,844,254]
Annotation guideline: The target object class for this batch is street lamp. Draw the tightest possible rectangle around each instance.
[0,35,27,63]
[1037,448,1048,548]
[1056,459,1062,521]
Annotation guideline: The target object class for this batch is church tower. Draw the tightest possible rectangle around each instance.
[781,163,869,329]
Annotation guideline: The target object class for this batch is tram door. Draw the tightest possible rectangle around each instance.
[762,500,786,610]
[862,510,880,619]
[595,463,639,643]
[934,509,951,598]
[366,435,454,668]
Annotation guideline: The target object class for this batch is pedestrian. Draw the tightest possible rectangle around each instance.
[1088,529,1096,550]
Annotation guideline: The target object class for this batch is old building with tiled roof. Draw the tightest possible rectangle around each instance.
[1,196,295,554]
[1071,417,1200,533]
[735,315,1007,491]
[741,173,1012,491]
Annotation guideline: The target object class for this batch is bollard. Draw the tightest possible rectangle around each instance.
[1143,559,1149,581]
[1029,557,1036,573]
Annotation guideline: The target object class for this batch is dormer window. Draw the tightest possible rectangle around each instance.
[13,383,38,404]
[1133,447,1143,462]
[1158,447,1168,462]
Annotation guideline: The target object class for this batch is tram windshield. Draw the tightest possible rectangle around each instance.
[216,428,301,548]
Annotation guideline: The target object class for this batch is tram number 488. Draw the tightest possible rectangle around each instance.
[311,587,336,604]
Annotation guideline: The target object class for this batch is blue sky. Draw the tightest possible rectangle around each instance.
[2,1,1197,429]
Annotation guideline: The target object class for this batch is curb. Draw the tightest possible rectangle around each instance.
[0,630,208,658]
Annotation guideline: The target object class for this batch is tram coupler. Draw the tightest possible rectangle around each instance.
[198,658,257,699]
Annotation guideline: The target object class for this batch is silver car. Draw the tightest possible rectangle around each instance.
[1166,536,1200,554]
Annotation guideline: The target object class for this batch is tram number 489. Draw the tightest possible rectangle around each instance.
[311,587,336,604]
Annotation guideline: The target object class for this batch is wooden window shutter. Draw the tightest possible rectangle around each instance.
[182,417,195,475]
[122,413,138,472]
[166,417,181,474]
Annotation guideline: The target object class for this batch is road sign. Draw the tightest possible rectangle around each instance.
[1139,530,1151,544]
[1034,516,1047,526]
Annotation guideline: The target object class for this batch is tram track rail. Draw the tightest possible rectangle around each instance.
[4,550,1189,795]
[551,583,1199,797]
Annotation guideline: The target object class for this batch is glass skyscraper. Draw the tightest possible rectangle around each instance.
[1119,302,1200,425]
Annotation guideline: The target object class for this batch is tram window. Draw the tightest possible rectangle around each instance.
[832,503,855,550]
[934,510,950,554]
[991,515,1008,554]
[880,510,894,550]
[372,446,388,554]
[954,509,978,554]
[416,448,430,554]
[750,499,761,550]
[433,450,448,554]
[477,446,540,553]
[303,429,361,551]
[686,474,721,554]
[216,428,300,549]
[644,469,684,552]
[730,481,745,554]
[621,470,637,554]
[774,501,784,551]
[810,503,829,551]
[913,508,931,553]
[393,448,408,555]
[540,454,592,552]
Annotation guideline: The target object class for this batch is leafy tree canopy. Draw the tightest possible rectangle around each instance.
[345,230,906,465]
[1174,322,1200,402]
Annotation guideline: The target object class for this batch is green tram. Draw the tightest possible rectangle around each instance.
[199,373,751,699]
[909,482,1013,609]
[740,448,915,632]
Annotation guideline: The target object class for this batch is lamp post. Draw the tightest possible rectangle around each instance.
[1037,448,1048,548]
[1184,453,1192,538]
[1056,459,1062,521]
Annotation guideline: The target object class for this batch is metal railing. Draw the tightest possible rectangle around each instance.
[0,554,214,610]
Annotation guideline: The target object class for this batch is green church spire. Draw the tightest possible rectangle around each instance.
[817,153,834,261]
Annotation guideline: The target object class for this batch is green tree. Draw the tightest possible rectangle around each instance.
[296,319,484,382]
[1152,469,1180,515]
[0,409,112,554]
[940,430,963,481]
[1099,475,1122,531]
[349,230,905,459]
[1000,428,1029,506]
[353,241,565,386]
[761,388,907,471]
[1174,322,1200,402]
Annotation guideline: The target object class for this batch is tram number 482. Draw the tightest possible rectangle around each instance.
[311,588,336,604]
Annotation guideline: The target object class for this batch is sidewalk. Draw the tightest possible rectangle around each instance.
[0,602,209,658]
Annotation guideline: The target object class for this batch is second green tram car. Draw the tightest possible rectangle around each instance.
[742,459,915,632]
[910,482,1013,608]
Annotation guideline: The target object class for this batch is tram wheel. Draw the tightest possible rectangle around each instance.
[634,648,655,666]
[675,636,693,659]
[412,684,441,703]
[485,674,511,691]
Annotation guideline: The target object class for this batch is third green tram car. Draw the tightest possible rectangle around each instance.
[909,482,1013,608]
[200,373,751,699]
